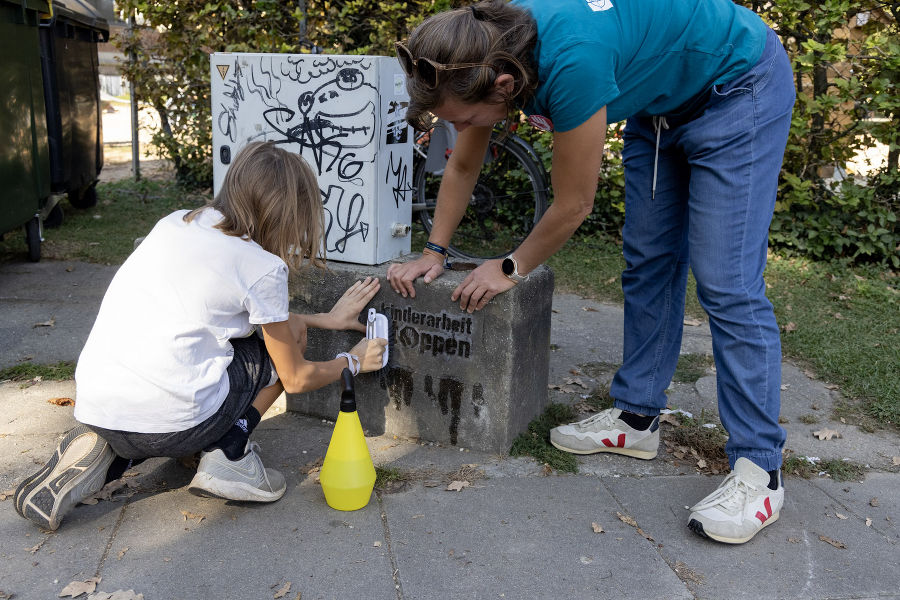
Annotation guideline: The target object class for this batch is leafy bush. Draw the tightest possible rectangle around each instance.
[116,0,897,265]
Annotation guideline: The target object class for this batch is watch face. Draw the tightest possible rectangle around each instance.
[502,257,515,276]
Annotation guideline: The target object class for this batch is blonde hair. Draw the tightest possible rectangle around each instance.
[185,141,325,271]
[404,0,538,132]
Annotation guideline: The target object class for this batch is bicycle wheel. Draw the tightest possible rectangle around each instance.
[414,131,549,260]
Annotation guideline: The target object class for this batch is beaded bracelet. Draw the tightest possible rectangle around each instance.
[335,352,360,376]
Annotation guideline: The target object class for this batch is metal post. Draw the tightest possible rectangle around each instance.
[128,11,140,180]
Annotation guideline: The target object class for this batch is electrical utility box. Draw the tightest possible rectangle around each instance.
[210,53,413,265]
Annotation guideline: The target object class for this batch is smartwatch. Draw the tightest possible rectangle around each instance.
[501,255,527,283]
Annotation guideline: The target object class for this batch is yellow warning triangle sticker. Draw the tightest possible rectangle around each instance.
[216,64,230,80]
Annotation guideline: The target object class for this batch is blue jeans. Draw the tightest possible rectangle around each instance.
[609,28,794,471]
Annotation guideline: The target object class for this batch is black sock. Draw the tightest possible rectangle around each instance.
[208,406,262,460]
[767,469,781,491]
[104,456,145,484]
[618,409,657,431]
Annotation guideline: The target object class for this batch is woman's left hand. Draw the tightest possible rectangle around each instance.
[327,276,380,331]
[451,260,516,313]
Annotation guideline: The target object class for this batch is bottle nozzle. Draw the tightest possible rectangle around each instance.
[340,368,356,412]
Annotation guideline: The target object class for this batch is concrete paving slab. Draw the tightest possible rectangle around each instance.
[0,261,117,369]
[380,476,692,599]
[0,494,124,600]
[99,477,396,600]
[809,472,900,543]
[603,473,900,600]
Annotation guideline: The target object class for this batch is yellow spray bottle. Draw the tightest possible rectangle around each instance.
[320,368,376,511]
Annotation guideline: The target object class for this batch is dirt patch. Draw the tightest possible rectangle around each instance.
[101,145,175,183]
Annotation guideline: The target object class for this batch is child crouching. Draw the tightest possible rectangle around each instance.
[14,142,386,530]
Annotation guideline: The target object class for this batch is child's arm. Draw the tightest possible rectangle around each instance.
[261,315,386,394]
[297,276,381,332]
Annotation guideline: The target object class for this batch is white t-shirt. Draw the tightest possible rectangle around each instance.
[74,208,289,433]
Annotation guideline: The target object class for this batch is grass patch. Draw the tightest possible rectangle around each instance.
[672,354,715,383]
[664,416,729,467]
[782,453,866,482]
[509,403,578,473]
[547,234,899,428]
[798,414,820,425]
[374,465,408,490]
[0,361,76,382]
[584,384,615,412]
[1,179,207,265]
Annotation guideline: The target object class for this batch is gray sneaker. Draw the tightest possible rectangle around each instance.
[188,441,286,502]
[550,407,659,459]
[15,424,115,530]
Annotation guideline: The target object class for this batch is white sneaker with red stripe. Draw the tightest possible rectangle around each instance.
[688,457,784,544]
[549,408,659,459]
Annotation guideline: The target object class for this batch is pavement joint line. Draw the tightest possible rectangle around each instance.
[376,493,404,600]
[94,500,129,580]
[599,478,699,599]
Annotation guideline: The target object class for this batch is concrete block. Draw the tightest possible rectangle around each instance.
[287,257,554,453]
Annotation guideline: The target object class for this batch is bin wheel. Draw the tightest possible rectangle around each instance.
[44,203,64,229]
[25,216,41,262]
[69,182,98,209]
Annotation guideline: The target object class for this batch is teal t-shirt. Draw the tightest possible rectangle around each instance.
[513,0,767,130]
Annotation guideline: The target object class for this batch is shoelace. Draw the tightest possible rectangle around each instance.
[246,441,275,489]
[573,409,617,430]
[691,470,760,513]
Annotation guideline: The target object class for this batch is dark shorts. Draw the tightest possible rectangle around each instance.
[84,334,274,460]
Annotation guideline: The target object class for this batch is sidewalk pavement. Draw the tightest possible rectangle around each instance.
[1,259,898,600]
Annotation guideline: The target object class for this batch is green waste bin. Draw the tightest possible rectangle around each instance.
[40,0,109,209]
[0,0,52,261]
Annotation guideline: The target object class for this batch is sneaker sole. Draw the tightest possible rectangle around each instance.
[688,513,780,544]
[187,473,285,503]
[14,425,114,530]
[550,439,657,460]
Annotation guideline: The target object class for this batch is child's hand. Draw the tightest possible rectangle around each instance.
[350,337,388,373]
[327,277,380,332]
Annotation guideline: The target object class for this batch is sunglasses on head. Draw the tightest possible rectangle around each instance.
[395,42,493,89]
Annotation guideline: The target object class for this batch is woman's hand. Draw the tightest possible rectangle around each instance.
[386,253,445,299]
[349,337,388,373]
[451,259,516,312]
[326,276,380,332]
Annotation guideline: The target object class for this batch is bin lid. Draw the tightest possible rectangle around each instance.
[51,0,108,34]
[1,0,51,13]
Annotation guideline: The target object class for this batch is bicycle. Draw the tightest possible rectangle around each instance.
[411,119,550,260]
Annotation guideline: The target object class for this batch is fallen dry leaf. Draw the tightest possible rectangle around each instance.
[80,480,130,505]
[59,577,101,597]
[88,591,144,600]
[870,497,879,507]
[782,321,798,332]
[591,522,604,534]
[48,397,75,407]
[788,537,801,543]
[818,535,846,549]
[181,510,205,523]
[33,318,56,328]
[835,513,848,520]
[683,318,702,327]
[0,489,14,501]
[582,306,598,312]
[616,512,654,542]
[446,480,470,492]
[659,413,680,426]
[866,518,873,527]
[273,582,291,599]
[892,457,900,466]
[117,546,129,560]
[813,428,842,441]
[373,541,382,547]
